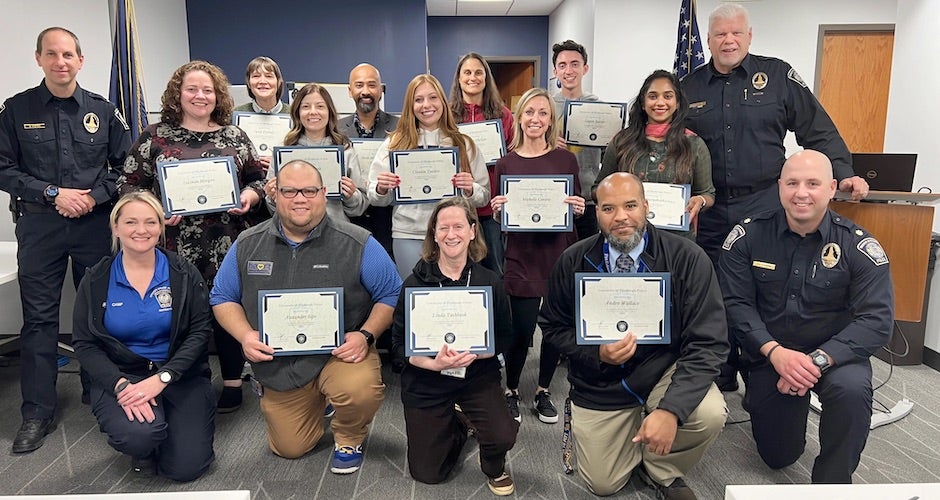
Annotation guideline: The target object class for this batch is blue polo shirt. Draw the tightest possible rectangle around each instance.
[103,250,172,362]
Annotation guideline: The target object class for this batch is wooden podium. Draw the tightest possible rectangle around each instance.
[831,191,940,364]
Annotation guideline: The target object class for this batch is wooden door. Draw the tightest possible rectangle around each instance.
[818,31,894,153]
[489,61,535,112]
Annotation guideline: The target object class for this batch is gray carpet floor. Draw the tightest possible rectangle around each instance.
[1,337,939,499]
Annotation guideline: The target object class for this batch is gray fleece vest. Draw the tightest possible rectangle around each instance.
[236,215,372,391]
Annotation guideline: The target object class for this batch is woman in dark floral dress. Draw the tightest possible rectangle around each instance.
[118,60,266,413]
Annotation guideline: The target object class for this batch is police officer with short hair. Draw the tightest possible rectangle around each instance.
[718,150,893,484]
[0,26,130,453]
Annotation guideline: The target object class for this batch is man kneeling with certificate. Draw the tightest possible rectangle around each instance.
[539,173,728,499]
[210,160,401,474]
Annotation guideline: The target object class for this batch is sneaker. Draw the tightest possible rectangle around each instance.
[637,466,697,500]
[330,444,363,474]
[217,386,242,414]
[533,391,559,424]
[505,392,521,423]
[324,403,335,418]
[487,471,515,496]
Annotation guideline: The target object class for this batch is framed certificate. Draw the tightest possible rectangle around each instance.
[273,146,345,200]
[232,112,292,156]
[405,286,495,356]
[644,183,691,231]
[156,157,240,216]
[575,273,671,345]
[458,120,507,165]
[258,288,345,356]
[563,101,627,148]
[501,175,573,232]
[390,148,459,204]
[350,138,384,168]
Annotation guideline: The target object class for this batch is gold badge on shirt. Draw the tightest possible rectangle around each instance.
[752,72,768,90]
[821,243,841,268]
[83,112,99,134]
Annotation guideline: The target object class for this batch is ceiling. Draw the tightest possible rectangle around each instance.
[426,0,565,16]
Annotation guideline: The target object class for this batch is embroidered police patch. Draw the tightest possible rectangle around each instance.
[722,224,746,250]
[788,68,807,88]
[857,237,888,266]
[152,286,172,310]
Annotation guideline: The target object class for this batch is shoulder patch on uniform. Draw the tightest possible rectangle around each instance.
[857,237,888,266]
[722,224,746,251]
[787,68,807,88]
[114,109,130,131]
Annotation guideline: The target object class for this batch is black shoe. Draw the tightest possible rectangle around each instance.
[217,386,243,414]
[637,466,697,500]
[505,391,521,423]
[12,418,56,453]
[716,363,739,392]
[533,391,559,424]
[131,454,156,475]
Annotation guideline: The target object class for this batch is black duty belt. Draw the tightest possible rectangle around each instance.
[715,179,777,200]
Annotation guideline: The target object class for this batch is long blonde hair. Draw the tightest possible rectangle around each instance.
[389,74,473,173]
[510,88,558,151]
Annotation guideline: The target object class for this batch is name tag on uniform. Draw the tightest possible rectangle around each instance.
[247,261,273,275]
[752,261,776,270]
[441,367,466,379]
[23,123,46,129]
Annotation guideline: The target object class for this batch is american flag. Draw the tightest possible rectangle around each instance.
[673,0,706,79]
[110,0,148,141]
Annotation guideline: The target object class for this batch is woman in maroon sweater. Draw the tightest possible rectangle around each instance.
[491,88,586,424]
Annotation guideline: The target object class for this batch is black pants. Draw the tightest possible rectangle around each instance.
[16,210,110,420]
[212,316,245,381]
[744,360,873,483]
[90,375,216,482]
[505,296,559,390]
[575,205,598,241]
[403,372,518,483]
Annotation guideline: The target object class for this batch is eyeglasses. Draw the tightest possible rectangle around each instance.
[278,186,323,198]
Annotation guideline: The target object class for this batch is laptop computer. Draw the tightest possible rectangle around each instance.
[851,153,917,192]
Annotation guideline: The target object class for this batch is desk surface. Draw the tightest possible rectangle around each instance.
[0,241,17,285]
[726,483,940,499]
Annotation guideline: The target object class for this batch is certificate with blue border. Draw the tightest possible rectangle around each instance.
[501,175,573,232]
[350,138,384,168]
[258,288,345,356]
[563,101,627,148]
[405,286,495,356]
[156,156,240,217]
[458,119,507,165]
[273,146,345,200]
[390,148,459,204]
[644,183,691,231]
[232,112,291,156]
[575,273,671,345]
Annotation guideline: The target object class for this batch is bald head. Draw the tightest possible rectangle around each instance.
[781,149,834,182]
[277,159,322,186]
[349,63,381,84]
[595,173,649,254]
[348,63,383,115]
[596,172,646,206]
[778,150,837,235]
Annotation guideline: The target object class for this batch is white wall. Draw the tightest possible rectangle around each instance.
[0,0,189,334]
[885,0,940,352]
[548,0,596,93]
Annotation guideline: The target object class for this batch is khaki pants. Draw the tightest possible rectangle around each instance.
[259,349,385,458]
[571,364,727,496]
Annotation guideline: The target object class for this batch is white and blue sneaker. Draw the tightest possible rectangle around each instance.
[330,444,363,474]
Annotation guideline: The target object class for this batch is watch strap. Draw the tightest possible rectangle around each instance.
[359,329,375,347]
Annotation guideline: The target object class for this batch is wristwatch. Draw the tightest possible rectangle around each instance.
[359,329,375,347]
[157,370,173,384]
[43,184,59,203]
[809,349,831,373]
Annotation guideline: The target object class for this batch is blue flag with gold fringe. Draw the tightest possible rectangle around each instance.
[110,0,148,141]
[673,0,706,79]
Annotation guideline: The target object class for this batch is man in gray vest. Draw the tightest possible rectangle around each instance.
[210,160,401,474]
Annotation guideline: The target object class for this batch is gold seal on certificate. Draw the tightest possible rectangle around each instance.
[457,120,507,165]
[575,273,671,345]
[405,287,495,356]
[258,288,344,356]
[350,138,384,169]
[232,112,292,157]
[390,148,459,204]
[563,101,627,148]
[643,183,691,231]
[156,157,241,216]
[273,146,345,199]
[500,175,573,232]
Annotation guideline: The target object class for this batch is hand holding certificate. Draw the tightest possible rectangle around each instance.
[500,175,574,232]
[643,183,691,231]
[563,101,627,148]
[157,157,241,216]
[390,148,459,204]
[258,288,345,356]
[232,112,292,157]
[457,120,507,165]
[405,287,495,356]
[575,273,671,345]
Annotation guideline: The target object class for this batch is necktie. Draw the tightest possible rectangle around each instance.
[615,254,634,273]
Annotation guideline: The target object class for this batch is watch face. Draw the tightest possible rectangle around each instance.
[159,372,172,383]
[814,354,826,365]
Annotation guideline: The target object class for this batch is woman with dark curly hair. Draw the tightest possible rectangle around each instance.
[592,69,714,240]
[118,60,267,414]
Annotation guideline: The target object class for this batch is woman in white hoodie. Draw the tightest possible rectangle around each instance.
[369,74,490,278]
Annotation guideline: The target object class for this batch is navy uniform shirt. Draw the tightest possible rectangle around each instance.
[681,55,853,193]
[717,208,893,366]
[0,80,129,206]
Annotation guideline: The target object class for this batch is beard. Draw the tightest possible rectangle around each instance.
[603,220,646,254]
[356,95,377,114]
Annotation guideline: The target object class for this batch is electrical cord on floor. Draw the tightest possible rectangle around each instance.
[870,320,908,413]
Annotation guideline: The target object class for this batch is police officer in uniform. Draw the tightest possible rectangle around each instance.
[0,27,130,453]
[680,2,869,391]
[718,150,893,484]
